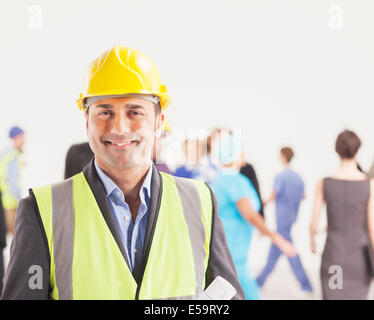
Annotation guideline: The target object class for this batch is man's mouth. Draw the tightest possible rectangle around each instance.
[104,140,139,148]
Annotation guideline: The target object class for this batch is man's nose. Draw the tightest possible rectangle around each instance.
[110,114,131,135]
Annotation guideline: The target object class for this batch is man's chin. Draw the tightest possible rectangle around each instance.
[110,158,149,170]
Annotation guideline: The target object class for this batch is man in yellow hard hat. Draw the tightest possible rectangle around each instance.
[2,46,244,300]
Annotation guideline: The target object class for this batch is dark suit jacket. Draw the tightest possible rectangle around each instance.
[1,160,244,300]
[0,192,6,249]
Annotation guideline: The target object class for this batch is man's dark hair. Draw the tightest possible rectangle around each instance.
[335,129,361,159]
[280,147,294,163]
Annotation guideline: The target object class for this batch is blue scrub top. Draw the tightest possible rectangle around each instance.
[212,169,262,300]
[211,169,261,250]
[274,168,304,229]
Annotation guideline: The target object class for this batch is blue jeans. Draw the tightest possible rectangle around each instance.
[256,225,313,291]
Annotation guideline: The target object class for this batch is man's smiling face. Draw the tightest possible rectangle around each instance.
[86,96,163,171]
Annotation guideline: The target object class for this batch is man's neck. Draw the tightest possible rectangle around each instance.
[97,160,151,201]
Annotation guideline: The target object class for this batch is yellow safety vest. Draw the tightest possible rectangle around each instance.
[32,171,213,300]
[0,148,21,210]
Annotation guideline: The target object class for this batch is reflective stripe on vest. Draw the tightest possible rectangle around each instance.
[33,171,213,300]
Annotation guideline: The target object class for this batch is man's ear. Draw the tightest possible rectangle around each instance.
[84,110,89,131]
[155,113,165,139]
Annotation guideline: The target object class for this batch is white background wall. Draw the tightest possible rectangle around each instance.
[1,0,374,298]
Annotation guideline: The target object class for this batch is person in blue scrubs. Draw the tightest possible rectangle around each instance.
[256,147,313,293]
[211,133,296,299]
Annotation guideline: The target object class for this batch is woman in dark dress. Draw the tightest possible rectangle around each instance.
[310,130,374,299]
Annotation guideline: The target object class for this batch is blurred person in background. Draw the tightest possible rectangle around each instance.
[256,147,313,294]
[310,129,374,300]
[173,138,201,178]
[0,126,25,235]
[0,192,6,295]
[240,152,265,218]
[192,129,220,185]
[366,160,374,178]
[175,128,223,183]
[211,133,296,299]
[152,118,172,174]
[64,142,94,179]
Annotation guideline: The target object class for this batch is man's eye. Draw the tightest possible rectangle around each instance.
[129,111,140,116]
[99,111,111,116]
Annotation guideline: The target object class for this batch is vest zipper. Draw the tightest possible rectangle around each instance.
[135,171,163,300]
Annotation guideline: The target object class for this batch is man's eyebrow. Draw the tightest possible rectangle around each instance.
[126,104,146,110]
[94,104,112,109]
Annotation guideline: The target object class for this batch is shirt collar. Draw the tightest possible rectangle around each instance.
[94,159,152,200]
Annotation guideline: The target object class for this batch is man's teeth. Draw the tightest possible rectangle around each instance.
[112,141,132,146]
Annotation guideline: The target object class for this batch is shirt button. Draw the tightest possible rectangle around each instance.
[124,215,130,221]
[117,191,121,197]
[134,249,138,254]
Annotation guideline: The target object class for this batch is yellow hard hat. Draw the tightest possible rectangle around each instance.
[77,45,171,111]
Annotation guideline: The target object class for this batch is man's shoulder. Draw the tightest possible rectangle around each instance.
[0,146,16,160]
[276,170,304,190]
[278,168,301,179]
[31,175,86,202]
[288,169,304,183]
[18,194,34,208]
[32,176,75,190]
[275,170,286,181]
[15,194,40,225]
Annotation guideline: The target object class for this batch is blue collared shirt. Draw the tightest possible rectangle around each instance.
[94,160,152,272]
